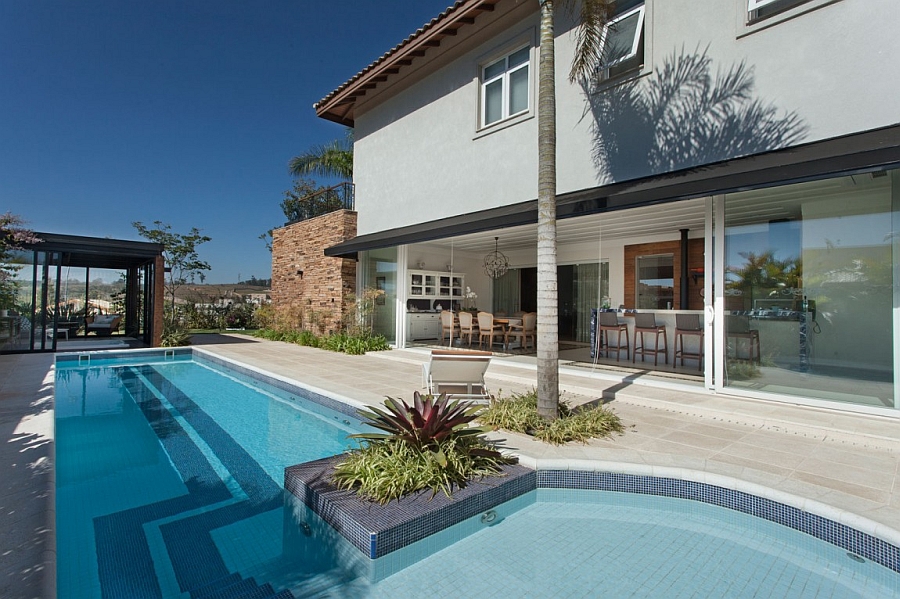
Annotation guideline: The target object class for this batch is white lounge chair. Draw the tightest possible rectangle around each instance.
[422,349,491,402]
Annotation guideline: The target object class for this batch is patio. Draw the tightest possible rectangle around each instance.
[2,335,898,597]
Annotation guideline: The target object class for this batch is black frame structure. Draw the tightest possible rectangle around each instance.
[2,233,164,353]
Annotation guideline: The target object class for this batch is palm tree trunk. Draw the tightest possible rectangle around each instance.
[537,0,559,421]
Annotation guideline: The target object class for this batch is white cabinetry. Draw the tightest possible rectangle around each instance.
[407,313,441,340]
[408,270,464,301]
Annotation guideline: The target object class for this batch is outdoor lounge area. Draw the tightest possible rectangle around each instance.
[0,232,164,353]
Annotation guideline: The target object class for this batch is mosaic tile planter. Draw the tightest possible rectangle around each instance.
[285,455,535,560]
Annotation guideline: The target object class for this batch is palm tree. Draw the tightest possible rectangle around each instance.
[288,128,353,180]
[536,0,614,420]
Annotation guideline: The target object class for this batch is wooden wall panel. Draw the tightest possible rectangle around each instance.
[623,238,704,310]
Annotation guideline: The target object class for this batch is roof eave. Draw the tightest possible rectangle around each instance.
[314,1,498,127]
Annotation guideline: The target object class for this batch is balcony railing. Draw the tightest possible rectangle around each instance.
[285,182,355,225]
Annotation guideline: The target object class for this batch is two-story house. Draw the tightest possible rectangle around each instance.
[313,0,900,415]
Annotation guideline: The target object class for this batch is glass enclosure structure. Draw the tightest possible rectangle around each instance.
[0,233,164,353]
[360,247,398,344]
[720,170,899,409]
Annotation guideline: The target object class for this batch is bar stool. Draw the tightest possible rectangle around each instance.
[597,311,629,361]
[633,313,668,366]
[726,314,760,364]
[674,313,703,370]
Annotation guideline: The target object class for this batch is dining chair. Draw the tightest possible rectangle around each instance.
[457,311,479,348]
[505,311,536,351]
[440,310,459,346]
[477,312,505,350]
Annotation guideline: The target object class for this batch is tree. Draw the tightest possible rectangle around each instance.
[536,0,613,421]
[288,128,353,180]
[0,212,40,311]
[132,221,211,324]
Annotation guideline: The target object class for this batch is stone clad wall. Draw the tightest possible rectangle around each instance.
[271,210,357,334]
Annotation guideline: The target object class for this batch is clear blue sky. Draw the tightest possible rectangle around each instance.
[1,0,453,283]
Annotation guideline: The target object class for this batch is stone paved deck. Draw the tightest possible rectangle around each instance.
[2,334,898,597]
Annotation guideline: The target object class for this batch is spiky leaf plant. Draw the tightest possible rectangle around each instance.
[334,392,513,503]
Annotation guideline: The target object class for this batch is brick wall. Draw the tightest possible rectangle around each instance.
[271,210,357,334]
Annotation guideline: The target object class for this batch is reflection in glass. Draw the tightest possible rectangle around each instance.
[636,255,674,309]
[723,171,896,408]
[361,247,397,344]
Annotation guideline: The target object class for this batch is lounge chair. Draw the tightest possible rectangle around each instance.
[421,349,491,402]
[87,314,122,336]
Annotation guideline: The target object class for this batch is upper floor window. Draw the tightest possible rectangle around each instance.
[599,3,645,80]
[481,45,530,127]
[748,0,812,21]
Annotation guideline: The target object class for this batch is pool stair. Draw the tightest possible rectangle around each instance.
[188,572,295,599]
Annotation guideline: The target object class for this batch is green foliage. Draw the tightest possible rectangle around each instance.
[351,392,488,455]
[288,129,353,180]
[279,177,347,223]
[333,392,512,504]
[160,324,191,347]
[332,437,510,505]
[250,328,387,355]
[132,221,211,325]
[479,390,625,445]
[0,213,40,310]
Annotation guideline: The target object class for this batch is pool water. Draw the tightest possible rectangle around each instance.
[55,358,363,598]
[55,356,900,598]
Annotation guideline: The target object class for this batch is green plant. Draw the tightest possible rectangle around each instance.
[333,392,512,503]
[160,324,191,347]
[479,390,624,445]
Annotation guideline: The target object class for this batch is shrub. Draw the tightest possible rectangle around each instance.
[161,324,191,347]
[479,390,624,445]
[333,392,513,504]
[250,328,387,355]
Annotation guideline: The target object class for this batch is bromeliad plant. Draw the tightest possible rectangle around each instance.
[332,392,513,504]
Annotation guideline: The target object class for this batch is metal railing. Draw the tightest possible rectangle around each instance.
[285,182,355,225]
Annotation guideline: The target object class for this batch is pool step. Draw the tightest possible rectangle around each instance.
[189,573,295,599]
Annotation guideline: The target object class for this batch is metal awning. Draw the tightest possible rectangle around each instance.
[325,123,900,258]
[24,233,164,270]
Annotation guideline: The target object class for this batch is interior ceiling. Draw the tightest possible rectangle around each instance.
[423,198,708,253]
[418,172,888,255]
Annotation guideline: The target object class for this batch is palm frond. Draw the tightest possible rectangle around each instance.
[565,0,616,82]
[288,137,353,179]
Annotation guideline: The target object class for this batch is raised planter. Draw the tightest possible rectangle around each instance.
[284,455,535,562]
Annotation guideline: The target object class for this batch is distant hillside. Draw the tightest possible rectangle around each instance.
[175,283,270,302]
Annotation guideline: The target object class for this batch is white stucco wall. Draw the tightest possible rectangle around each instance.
[352,0,900,236]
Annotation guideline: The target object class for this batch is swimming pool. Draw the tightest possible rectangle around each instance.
[55,350,900,598]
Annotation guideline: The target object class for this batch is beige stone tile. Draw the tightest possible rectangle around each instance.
[792,471,890,504]
[795,456,895,491]
[707,451,794,479]
[714,441,808,470]
[658,430,735,452]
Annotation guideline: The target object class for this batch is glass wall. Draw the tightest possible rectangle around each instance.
[723,170,897,408]
[360,247,398,344]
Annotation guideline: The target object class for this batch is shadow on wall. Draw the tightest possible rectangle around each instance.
[584,46,809,183]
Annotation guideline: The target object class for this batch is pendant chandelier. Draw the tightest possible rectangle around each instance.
[483,236,509,279]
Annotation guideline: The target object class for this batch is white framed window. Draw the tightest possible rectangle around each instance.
[747,0,813,20]
[481,45,530,128]
[601,4,645,69]
[594,2,646,83]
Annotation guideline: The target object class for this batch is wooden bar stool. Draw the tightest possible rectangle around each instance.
[633,313,668,366]
[597,311,629,361]
[674,313,703,370]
